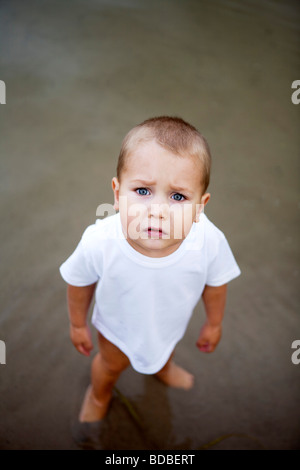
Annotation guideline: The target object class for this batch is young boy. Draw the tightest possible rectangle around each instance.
[59,116,241,423]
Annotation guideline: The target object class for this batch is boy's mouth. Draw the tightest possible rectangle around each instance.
[145,227,165,238]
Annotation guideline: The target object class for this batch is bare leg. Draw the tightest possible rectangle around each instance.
[155,353,194,390]
[79,332,130,422]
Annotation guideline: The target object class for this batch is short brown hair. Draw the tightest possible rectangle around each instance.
[117,116,212,192]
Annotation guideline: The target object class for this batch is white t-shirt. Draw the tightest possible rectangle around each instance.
[60,213,240,374]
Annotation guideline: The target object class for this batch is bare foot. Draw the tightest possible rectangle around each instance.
[155,361,194,390]
[79,385,112,423]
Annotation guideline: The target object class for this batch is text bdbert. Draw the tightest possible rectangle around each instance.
[149,455,195,465]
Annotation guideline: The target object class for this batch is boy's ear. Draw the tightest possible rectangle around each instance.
[194,193,210,222]
[201,193,210,207]
[112,177,120,211]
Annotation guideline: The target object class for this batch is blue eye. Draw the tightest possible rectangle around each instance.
[172,193,185,201]
[136,188,150,196]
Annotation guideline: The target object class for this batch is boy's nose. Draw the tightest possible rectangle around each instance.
[148,202,169,219]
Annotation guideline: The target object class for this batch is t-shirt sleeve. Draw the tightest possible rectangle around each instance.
[59,239,99,286]
[206,235,241,287]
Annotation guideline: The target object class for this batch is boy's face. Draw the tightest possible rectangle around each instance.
[112,139,210,258]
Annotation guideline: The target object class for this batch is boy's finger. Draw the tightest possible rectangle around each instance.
[196,341,213,352]
[78,343,93,356]
[77,345,88,356]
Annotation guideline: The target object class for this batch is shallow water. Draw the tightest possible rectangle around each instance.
[0,0,299,449]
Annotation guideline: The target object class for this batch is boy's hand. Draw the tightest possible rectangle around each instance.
[196,322,222,353]
[70,324,93,356]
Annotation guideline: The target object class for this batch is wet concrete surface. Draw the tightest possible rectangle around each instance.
[0,0,299,450]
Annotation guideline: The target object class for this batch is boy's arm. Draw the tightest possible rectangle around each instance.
[67,283,97,356]
[196,284,227,353]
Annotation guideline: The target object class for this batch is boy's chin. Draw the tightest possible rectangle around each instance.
[126,237,184,257]
[131,237,184,252]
